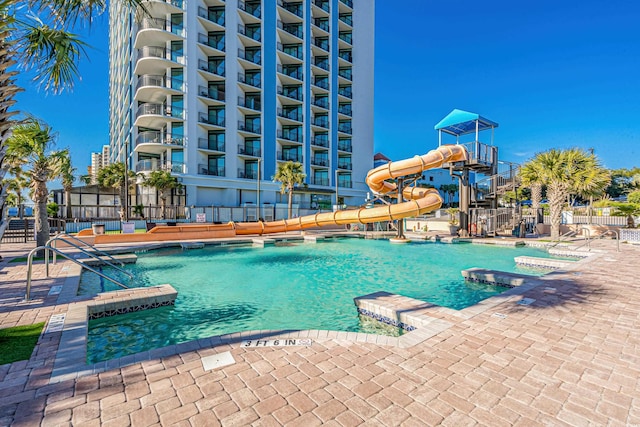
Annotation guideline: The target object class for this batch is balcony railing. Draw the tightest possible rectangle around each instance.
[338,123,352,134]
[277,86,303,101]
[277,152,303,162]
[312,97,329,109]
[277,0,303,18]
[338,141,352,152]
[238,168,259,179]
[198,138,225,151]
[136,75,183,91]
[238,72,261,88]
[338,50,352,62]
[338,86,352,98]
[314,0,330,12]
[136,160,184,173]
[238,24,261,41]
[339,14,353,26]
[277,107,303,122]
[314,18,329,32]
[310,177,330,186]
[198,85,225,101]
[238,96,261,111]
[198,164,225,176]
[313,79,329,90]
[340,0,353,8]
[338,105,352,116]
[312,117,329,128]
[238,144,261,157]
[198,59,225,77]
[238,1,261,18]
[136,103,184,119]
[311,136,329,147]
[238,48,262,64]
[277,20,303,39]
[198,33,225,51]
[277,64,303,80]
[238,120,261,134]
[199,113,225,127]
[311,157,329,167]
[338,162,353,170]
[338,180,353,188]
[339,68,352,80]
[277,42,303,60]
[137,46,184,64]
[312,37,329,51]
[313,58,329,71]
[339,32,352,44]
[197,7,225,26]
[138,17,184,36]
[277,129,303,142]
[136,131,184,147]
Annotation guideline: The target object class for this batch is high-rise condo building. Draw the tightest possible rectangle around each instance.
[109,0,374,210]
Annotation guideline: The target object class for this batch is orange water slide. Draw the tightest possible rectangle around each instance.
[233,145,467,235]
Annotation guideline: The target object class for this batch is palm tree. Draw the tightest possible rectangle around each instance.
[2,170,27,215]
[0,0,143,225]
[520,162,544,209]
[60,153,75,219]
[5,117,66,248]
[142,170,181,220]
[273,161,306,219]
[96,162,137,221]
[520,148,610,239]
[79,174,93,186]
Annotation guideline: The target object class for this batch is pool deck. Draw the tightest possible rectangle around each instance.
[1,234,639,426]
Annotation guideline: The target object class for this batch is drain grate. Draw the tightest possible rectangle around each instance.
[202,351,235,371]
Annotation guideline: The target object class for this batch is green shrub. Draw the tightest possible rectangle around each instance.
[627,190,640,204]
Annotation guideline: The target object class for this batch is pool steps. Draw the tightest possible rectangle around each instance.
[181,242,205,250]
[461,268,542,288]
[79,254,138,266]
[514,256,576,270]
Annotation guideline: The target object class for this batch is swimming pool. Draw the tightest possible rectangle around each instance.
[84,239,555,362]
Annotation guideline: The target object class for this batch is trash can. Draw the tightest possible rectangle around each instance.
[92,224,105,235]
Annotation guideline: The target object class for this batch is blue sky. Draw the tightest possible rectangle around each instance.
[15,0,640,185]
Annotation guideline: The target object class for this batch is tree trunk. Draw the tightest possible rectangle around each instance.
[287,187,293,219]
[160,197,166,220]
[547,183,566,240]
[118,187,126,221]
[531,184,542,209]
[34,179,50,252]
[65,188,72,218]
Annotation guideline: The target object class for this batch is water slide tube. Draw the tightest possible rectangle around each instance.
[233,144,467,235]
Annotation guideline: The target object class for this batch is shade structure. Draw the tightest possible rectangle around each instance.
[434,109,499,137]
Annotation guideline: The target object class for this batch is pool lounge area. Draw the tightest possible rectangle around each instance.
[0,233,639,426]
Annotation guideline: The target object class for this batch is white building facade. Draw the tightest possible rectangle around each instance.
[109,0,374,210]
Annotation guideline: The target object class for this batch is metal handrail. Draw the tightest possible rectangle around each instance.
[548,229,577,248]
[45,236,133,279]
[26,246,129,301]
[47,233,125,267]
[574,228,619,252]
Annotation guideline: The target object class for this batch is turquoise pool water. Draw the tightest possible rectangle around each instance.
[84,239,555,362]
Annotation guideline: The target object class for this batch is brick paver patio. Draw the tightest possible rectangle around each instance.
[0,237,638,426]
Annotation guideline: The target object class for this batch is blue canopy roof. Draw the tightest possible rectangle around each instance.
[434,109,499,136]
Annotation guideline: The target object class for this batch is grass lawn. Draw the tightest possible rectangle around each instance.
[0,322,45,365]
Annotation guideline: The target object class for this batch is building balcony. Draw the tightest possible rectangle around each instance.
[338,105,352,116]
[276,64,303,82]
[238,24,261,43]
[135,75,183,102]
[277,20,303,39]
[313,58,330,71]
[311,157,329,167]
[338,31,352,45]
[313,0,330,13]
[238,48,262,65]
[312,37,329,52]
[239,1,262,19]
[340,0,353,8]
[277,107,303,122]
[237,168,258,180]
[338,142,352,152]
[338,180,353,188]
[338,68,352,81]
[134,103,184,128]
[136,159,184,174]
[198,164,225,177]
[138,0,183,14]
[134,18,184,49]
[238,120,261,134]
[198,113,225,128]
[238,144,261,157]
[338,124,352,134]
[338,86,352,99]
[277,152,303,162]
[238,72,261,88]
[198,85,225,102]
[313,18,329,33]
[198,59,225,78]
[311,136,329,148]
[135,46,184,74]
[312,116,329,128]
[277,0,303,18]
[310,177,329,186]
[338,50,352,63]
[313,79,329,90]
[134,131,184,154]
[198,138,225,152]
[277,42,303,60]
[312,97,329,109]
[338,162,353,170]
[197,6,225,28]
[277,86,303,101]
[277,129,303,143]
[198,33,225,53]
[238,96,261,111]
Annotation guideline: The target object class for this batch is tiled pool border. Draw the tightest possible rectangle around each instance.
[47,236,602,384]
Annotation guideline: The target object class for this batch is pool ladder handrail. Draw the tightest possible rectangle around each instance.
[573,228,620,252]
[48,233,125,267]
[25,245,129,301]
[44,235,133,279]
[548,229,578,248]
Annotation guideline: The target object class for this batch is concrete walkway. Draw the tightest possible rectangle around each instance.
[0,237,638,426]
